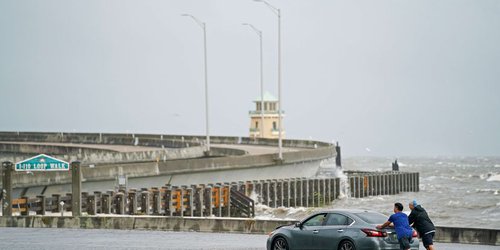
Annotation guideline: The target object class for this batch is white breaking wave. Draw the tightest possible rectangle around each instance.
[486,174,500,182]
[254,204,315,220]
[336,167,350,199]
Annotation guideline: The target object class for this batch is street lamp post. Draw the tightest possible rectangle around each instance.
[242,23,265,139]
[182,14,210,152]
[254,0,283,159]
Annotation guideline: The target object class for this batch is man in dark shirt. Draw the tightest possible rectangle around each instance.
[409,200,435,250]
[377,202,414,250]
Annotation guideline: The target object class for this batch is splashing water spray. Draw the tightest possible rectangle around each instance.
[316,157,350,201]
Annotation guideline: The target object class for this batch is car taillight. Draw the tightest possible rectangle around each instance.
[412,230,418,238]
[361,229,387,237]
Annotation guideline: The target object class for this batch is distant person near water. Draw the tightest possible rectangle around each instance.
[377,202,414,250]
[409,200,436,250]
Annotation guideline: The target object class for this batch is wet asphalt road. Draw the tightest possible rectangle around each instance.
[0,228,497,250]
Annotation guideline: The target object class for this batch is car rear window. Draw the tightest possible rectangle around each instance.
[354,212,388,224]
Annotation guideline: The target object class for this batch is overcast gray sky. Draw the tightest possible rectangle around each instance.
[1,0,499,157]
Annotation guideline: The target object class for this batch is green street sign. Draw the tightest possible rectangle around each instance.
[15,154,69,171]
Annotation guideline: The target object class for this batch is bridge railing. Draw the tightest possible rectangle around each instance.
[0,131,334,150]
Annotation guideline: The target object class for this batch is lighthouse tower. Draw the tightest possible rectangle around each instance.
[249,91,285,139]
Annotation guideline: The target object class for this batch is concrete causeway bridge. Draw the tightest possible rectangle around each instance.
[0,131,335,195]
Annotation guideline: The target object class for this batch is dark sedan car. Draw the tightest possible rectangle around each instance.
[266,209,419,250]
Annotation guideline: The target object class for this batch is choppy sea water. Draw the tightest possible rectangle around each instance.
[255,157,500,229]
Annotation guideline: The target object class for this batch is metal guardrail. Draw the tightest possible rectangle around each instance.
[230,189,255,218]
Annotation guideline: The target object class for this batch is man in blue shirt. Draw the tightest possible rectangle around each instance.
[377,202,414,250]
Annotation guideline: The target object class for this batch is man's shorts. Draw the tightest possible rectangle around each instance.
[422,232,435,247]
[398,236,411,249]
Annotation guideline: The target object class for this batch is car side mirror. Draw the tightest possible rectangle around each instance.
[295,222,302,229]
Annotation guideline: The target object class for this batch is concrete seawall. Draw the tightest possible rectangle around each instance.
[434,226,500,246]
[0,216,296,235]
[0,216,498,246]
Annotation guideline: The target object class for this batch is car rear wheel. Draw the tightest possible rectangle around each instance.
[272,237,289,250]
[339,240,355,250]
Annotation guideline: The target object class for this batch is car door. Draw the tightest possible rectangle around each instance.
[313,213,354,250]
[290,213,327,249]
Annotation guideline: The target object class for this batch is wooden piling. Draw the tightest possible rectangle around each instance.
[94,191,102,213]
[101,193,111,214]
[349,177,355,198]
[253,181,262,204]
[409,173,413,192]
[222,185,230,217]
[415,172,420,192]
[36,195,45,215]
[296,178,302,207]
[283,179,289,207]
[270,180,277,208]
[87,195,96,215]
[202,186,211,217]
[71,161,82,217]
[152,189,161,215]
[276,180,283,207]
[141,191,151,215]
[165,187,173,216]
[1,162,13,217]
[51,194,61,213]
[128,191,137,215]
[20,196,29,216]
[115,192,125,215]
[308,179,315,207]
[302,178,309,207]
[262,181,269,206]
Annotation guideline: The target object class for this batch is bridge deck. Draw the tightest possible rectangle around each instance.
[1,141,303,155]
